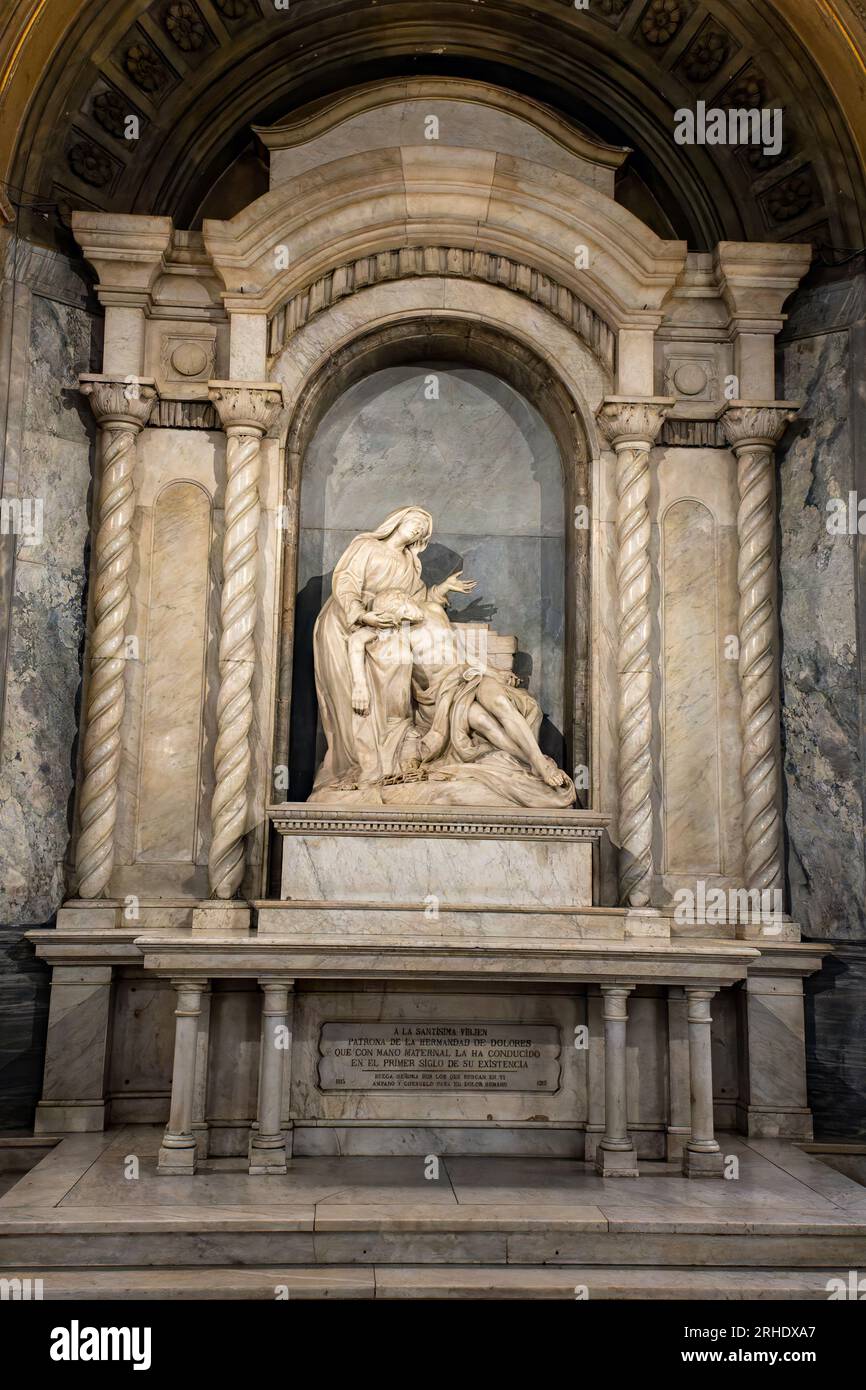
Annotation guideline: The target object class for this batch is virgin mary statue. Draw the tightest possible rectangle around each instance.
[309,505,574,809]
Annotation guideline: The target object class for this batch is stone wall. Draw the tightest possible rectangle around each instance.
[0,233,99,1128]
[779,268,866,1138]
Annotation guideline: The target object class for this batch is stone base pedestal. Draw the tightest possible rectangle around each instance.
[192,902,251,934]
[157,1140,197,1176]
[584,1127,604,1164]
[34,1100,106,1133]
[683,1147,725,1178]
[741,1105,814,1140]
[273,805,605,912]
[248,1132,289,1175]
[665,1126,690,1161]
[595,1144,639,1177]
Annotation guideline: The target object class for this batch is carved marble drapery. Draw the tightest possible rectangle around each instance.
[722,402,799,893]
[207,382,284,900]
[596,397,672,908]
[76,375,157,898]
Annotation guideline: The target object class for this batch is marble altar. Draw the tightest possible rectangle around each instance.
[19,79,823,1188]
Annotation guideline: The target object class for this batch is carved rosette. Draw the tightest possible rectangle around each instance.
[722,402,799,892]
[76,376,157,898]
[596,398,672,908]
[208,382,285,899]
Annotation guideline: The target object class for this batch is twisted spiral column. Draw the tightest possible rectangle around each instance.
[596,398,672,907]
[76,375,156,898]
[208,382,284,900]
[722,402,799,892]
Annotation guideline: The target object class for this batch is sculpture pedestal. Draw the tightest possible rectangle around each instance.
[273,803,606,912]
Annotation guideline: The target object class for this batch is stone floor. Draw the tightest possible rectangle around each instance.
[1,1127,865,1298]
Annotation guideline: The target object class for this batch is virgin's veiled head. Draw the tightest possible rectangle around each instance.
[367,506,433,555]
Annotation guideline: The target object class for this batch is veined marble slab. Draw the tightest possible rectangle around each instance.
[280,834,592,909]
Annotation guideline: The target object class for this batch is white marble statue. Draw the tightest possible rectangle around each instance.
[309,506,575,807]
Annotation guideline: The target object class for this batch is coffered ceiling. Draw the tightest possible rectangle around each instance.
[1,0,864,252]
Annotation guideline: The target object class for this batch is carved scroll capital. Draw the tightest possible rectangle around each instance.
[208,380,285,434]
[721,400,801,452]
[79,374,157,429]
[596,396,675,450]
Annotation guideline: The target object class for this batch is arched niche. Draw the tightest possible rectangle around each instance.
[271,316,593,805]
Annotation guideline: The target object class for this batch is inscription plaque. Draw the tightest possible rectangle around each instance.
[317,1021,562,1092]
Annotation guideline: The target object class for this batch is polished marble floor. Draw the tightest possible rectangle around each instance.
[2,1125,866,1233]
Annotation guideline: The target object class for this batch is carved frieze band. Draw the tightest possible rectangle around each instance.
[596,397,673,909]
[207,381,285,900]
[722,401,799,893]
[151,399,219,430]
[271,815,605,841]
[661,418,727,448]
[75,375,157,898]
[267,246,616,376]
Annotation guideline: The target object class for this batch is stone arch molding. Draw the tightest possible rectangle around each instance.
[201,143,688,332]
[268,277,609,458]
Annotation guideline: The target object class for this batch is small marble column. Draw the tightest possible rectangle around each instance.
[595,984,639,1176]
[721,401,799,894]
[249,978,293,1174]
[76,374,157,898]
[207,382,285,900]
[595,397,673,907]
[683,987,724,1177]
[158,979,208,1175]
[666,986,691,1160]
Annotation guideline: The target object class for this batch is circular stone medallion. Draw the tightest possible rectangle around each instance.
[170,342,210,377]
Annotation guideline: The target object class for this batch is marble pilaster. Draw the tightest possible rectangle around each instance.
[34,966,113,1134]
[739,973,813,1139]
[666,985,691,1160]
[584,986,605,1163]
[191,984,212,1160]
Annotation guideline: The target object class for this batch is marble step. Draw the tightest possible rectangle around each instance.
[2,1204,864,1270]
[1,1265,852,1300]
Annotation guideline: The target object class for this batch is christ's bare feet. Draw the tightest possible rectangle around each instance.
[539,755,569,788]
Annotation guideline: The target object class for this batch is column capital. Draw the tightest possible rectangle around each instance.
[685,986,719,1023]
[600,983,636,1018]
[169,977,209,990]
[721,400,801,451]
[79,374,157,429]
[208,380,285,434]
[596,396,674,449]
